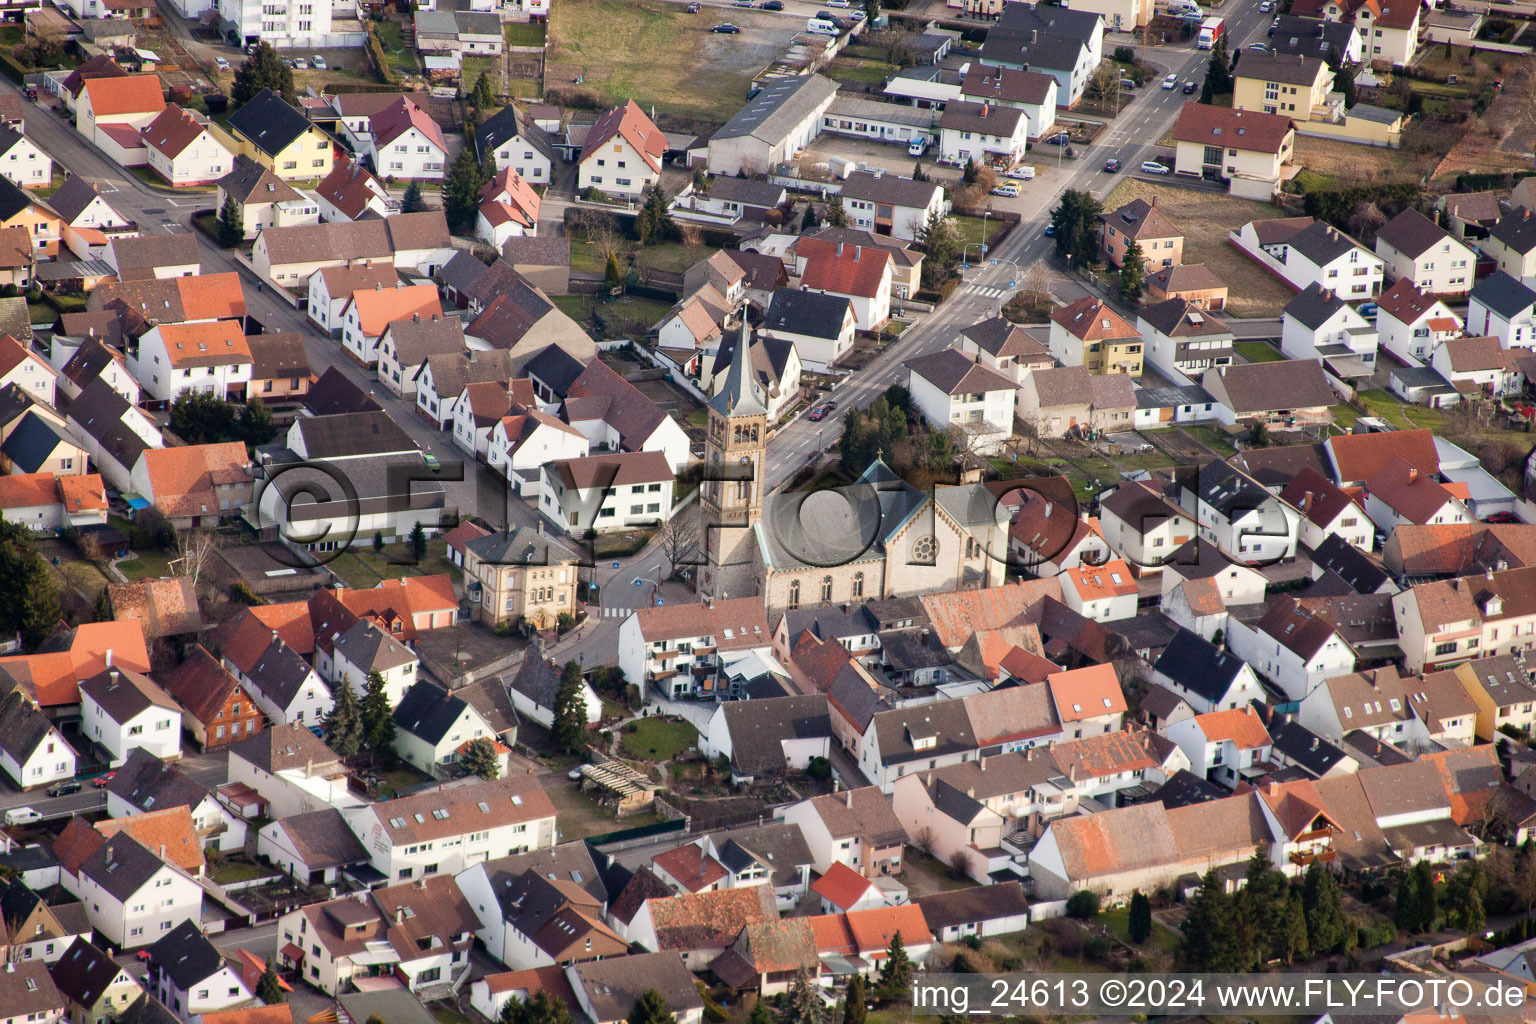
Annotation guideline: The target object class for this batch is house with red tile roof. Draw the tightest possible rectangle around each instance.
[1057,558,1139,622]
[627,884,777,970]
[1279,465,1373,552]
[1325,426,1440,487]
[470,966,580,1024]
[1165,707,1274,787]
[651,842,729,894]
[807,904,932,973]
[76,74,163,155]
[339,282,442,366]
[1364,456,1473,532]
[315,156,392,223]
[810,861,885,914]
[798,242,892,332]
[1046,662,1129,737]
[141,104,233,187]
[577,100,664,201]
[130,320,253,404]
[0,472,106,533]
[129,441,250,528]
[476,167,541,248]
[159,644,263,750]
[1049,296,1144,376]
[361,97,449,181]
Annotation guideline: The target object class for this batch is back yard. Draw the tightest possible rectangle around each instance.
[1100,180,1296,318]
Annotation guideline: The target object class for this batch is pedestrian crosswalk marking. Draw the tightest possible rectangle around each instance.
[965,285,1009,298]
[600,606,631,618]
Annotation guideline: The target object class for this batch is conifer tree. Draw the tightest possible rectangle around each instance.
[256,961,285,1004]
[461,737,501,780]
[322,677,364,757]
[552,661,588,753]
[878,931,913,1001]
[361,671,395,751]
[1128,891,1152,944]
[217,194,244,247]
[626,989,675,1024]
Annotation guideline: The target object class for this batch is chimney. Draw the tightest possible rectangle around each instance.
[966,787,975,798]
[158,844,165,858]
[395,907,405,924]
[1026,747,1033,761]
[305,758,313,777]
[845,791,853,808]
[109,669,119,685]
[413,313,420,322]
[1068,763,1077,782]
[376,282,383,291]
[1408,468,1418,484]
[1266,781,1279,796]
[979,756,987,771]
[105,649,113,669]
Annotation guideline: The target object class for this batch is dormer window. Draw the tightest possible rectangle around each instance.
[912,735,936,751]
[1485,594,1504,616]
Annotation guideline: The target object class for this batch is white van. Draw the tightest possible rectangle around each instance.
[1007,165,1035,180]
[807,16,838,33]
[4,807,41,826]
[908,136,929,156]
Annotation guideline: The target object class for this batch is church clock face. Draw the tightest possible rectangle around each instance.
[740,456,752,465]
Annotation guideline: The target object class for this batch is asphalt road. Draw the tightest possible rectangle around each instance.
[764,0,1275,489]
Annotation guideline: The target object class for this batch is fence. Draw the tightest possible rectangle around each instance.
[587,817,688,849]
[1031,898,1069,921]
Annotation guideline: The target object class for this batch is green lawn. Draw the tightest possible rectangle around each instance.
[553,293,673,337]
[462,56,498,91]
[618,717,698,761]
[953,213,1005,250]
[373,20,418,74]
[117,550,175,580]
[375,764,433,798]
[504,21,545,45]
[1099,906,1180,953]
[1182,424,1238,456]
[1236,340,1284,363]
[567,230,709,277]
[210,860,272,885]
[324,538,460,589]
[827,58,896,84]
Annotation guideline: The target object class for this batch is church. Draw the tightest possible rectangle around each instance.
[696,326,1012,615]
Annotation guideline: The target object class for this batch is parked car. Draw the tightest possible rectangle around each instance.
[46,781,81,797]
[1044,131,1070,145]
[711,22,741,30]
[1248,42,1269,51]
[763,1,785,9]
[1259,1,1273,10]
[1102,158,1122,172]
[293,58,308,69]
[1358,301,1379,319]
[91,772,115,788]
[1141,160,1170,174]
[990,181,1021,197]
[423,452,443,473]
[3,807,40,826]
[1182,80,1197,94]
[1008,164,1035,179]
[1043,225,1057,237]
[733,2,754,9]
[1486,511,1520,523]
[687,3,700,10]
[1119,78,1137,89]
[312,54,327,69]
[215,56,230,70]
[1162,72,1178,89]
[808,401,837,421]
[909,136,929,156]
[850,9,865,18]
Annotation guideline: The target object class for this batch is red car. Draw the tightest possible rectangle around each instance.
[808,401,836,422]
[1485,512,1520,524]
[92,772,115,788]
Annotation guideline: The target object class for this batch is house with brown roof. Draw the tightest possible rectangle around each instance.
[1393,564,1536,672]
[314,156,392,223]
[106,231,200,281]
[560,360,691,472]
[780,787,905,879]
[709,917,820,996]
[1137,296,1235,383]
[618,596,773,702]
[955,315,1052,384]
[354,96,448,181]
[626,883,778,969]
[1229,594,1357,700]
[274,875,478,996]
[0,177,60,259]
[158,645,262,750]
[1279,465,1372,552]
[106,577,202,640]
[1293,0,1421,64]
[1429,334,1523,400]
[1364,455,1472,532]
[1201,358,1336,426]
[1018,364,1136,436]
[1101,196,1183,270]
[129,441,250,528]
[141,104,233,188]
[1375,207,1476,298]
[1146,263,1229,310]
[1171,102,1296,200]
[1048,296,1143,377]
[215,155,318,242]
[567,952,705,1024]
[1375,277,1464,363]
[79,667,182,763]
[253,219,392,289]
[904,349,1017,455]
[576,100,664,201]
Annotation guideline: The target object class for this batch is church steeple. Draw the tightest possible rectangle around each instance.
[708,320,765,418]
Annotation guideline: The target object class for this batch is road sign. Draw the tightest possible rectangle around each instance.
[1009,279,1017,288]
[632,578,644,587]
[655,598,665,606]
[990,258,998,266]
[611,561,620,569]
[981,244,988,255]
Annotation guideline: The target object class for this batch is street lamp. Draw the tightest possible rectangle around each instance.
[981,209,991,252]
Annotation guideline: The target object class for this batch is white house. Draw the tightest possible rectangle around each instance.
[340,774,556,882]
[217,620,333,729]
[759,288,858,374]
[390,680,502,776]
[1363,456,1473,531]
[504,654,601,731]
[1374,208,1475,298]
[798,244,893,333]
[903,350,1016,457]
[339,283,443,367]
[0,690,76,791]
[1280,282,1377,364]
[306,264,398,339]
[1376,278,1464,363]
[1467,271,1536,350]
[358,98,449,181]
[778,787,905,878]
[1058,558,1139,622]
[476,105,555,184]
[1150,627,1268,714]
[146,921,255,1020]
[1164,709,1274,788]
[1180,459,1300,565]
[487,408,588,497]
[617,597,773,702]
[141,105,233,188]
[1137,298,1236,385]
[837,171,948,243]
[1232,218,1382,299]
[1098,479,1196,576]
[0,335,56,407]
[376,314,463,398]
[1228,597,1355,702]
[936,101,1029,168]
[129,321,253,404]
[1430,335,1523,400]
[226,724,360,821]
[78,669,181,765]
[0,126,52,189]
[577,101,664,201]
[1278,467,1373,552]
[977,2,1104,109]
[958,66,1059,140]
[1296,665,1420,744]
[539,452,676,536]
[71,833,202,949]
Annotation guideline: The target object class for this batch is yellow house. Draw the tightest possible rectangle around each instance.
[1047,296,1144,377]
[1452,654,1536,741]
[0,176,61,258]
[1480,208,1536,281]
[1233,52,1335,119]
[1294,0,1420,64]
[460,525,581,629]
[217,88,334,182]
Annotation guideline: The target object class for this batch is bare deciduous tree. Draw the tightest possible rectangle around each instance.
[171,529,217,589]
[676,222,703,248]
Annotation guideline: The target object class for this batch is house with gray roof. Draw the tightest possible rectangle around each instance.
[1137,297,1235,383]
[837,170,948,242]
[1469,270,1536,348]
[72,833,203,950]
[758,288,856,372]
[0,688,75,790]
[391,679,501,775]
[504,652,600,730]
[1200,358,1337,425]
[1280,281,1378,373]
[255,807,369,886]
[703,74,839,177]
[905,349,1016,455]
[700,694,832,783]
[1233,217,1382,298]
[978,1,1103,107]
[476,104,555,185]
